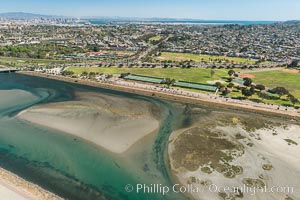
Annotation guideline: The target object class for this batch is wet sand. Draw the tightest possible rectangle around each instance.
[18,91,160,154]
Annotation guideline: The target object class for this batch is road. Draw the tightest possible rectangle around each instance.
[137,35,172,61]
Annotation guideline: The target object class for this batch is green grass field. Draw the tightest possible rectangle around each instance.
[67,67,228,83]
[67,67,300,107]
[149,35,162,42]
[228,91,297,106]
[249,69,300,99]
[156,52,260,64]
[0,57,75,65]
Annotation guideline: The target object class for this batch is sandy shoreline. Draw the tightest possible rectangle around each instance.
[18,91,160,154]
[18,72,300,120]
[0,167,63,200]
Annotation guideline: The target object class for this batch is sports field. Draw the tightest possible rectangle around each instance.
[149,35,162,41]
[248,69,300,99]
[67,66,300,106]
[67,67,228,83]
[0,57,71,64]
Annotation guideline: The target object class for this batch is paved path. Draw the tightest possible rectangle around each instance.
[0,180,36,200]
[20,72,300,119]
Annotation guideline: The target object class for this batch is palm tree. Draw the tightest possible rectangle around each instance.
[210,69,216,78]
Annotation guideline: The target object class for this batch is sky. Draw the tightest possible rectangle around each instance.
[0,0,300,21]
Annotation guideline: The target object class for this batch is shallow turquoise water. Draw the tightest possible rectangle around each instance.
[0,73,184,200]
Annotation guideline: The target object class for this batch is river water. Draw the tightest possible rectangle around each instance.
[0,73,185,200]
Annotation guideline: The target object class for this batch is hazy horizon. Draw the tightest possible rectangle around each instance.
[0,0,300,21]
[0,12,287,22]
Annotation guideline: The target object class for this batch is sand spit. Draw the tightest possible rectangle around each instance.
[18,91,160,154]
[0,167,63,200]
[169,111,300,200]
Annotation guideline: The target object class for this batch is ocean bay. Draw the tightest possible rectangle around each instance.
[0,73,181,200]
[1,73,299,200]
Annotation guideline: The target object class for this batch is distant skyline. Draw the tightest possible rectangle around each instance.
[0,0,300,21]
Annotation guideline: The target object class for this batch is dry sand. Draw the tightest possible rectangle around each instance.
[0,168,62,200]
[18,91,160,154]
[281,69,299,74]
[239,73,255,79]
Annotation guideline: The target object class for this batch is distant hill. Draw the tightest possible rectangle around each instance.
[0,12,63,19]
[84,16,197,21]
[284,20,300,24]
[85,17,277,25]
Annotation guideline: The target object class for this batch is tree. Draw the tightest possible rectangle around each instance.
[222,88,230,96]
[273,87,289,98]
[227,83,234,88]
[61,70,74,76]
[255,84,266,91]
[215,82,222,89]
[288,94,299,106]
[250,85,255,94]
[88,45,100,52]
[89,72,96,78]
[81,71,88,77]
[243,78,253,87]
[120,73,130,78]
[165,78,176,87]
[228,70,235,77]
[287,60,299,68]
[242,88,254,97]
